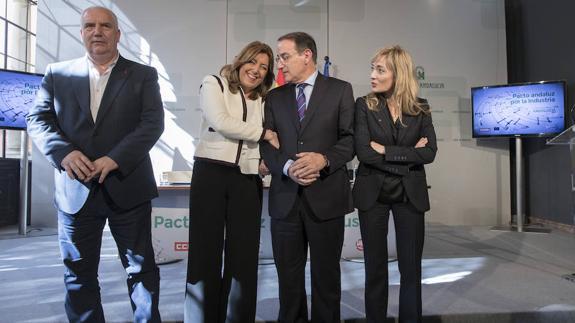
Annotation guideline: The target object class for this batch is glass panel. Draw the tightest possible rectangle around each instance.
[6,22,25,60]
[7,56,25,70]
[0,53,5,69]
[0,0,6,18]
[6,0,27,28]
[27,0,35,32]
[5,129,22,158]
[0,19,5,55]
[227,0,328,71]
[26,32,33,65]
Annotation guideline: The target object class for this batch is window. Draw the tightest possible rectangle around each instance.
[0,0,37,158]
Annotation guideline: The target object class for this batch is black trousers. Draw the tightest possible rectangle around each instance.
[58,184,160,323]
[185,160,263,323]
[271,192,345,323]
[358,201,425,323]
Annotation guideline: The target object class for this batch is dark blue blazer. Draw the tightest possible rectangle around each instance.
[27,56,164,214]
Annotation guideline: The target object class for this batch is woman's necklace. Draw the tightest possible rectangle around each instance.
[387,99,399,122]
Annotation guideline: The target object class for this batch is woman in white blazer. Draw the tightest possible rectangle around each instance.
[185,41,278,323]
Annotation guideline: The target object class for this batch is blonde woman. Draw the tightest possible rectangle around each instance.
[185,41,278,323]
[353,46,437,323]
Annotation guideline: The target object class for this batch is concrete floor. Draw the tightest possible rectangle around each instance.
[1,223,574,322]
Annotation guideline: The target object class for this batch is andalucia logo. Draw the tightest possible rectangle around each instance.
[415,66,425,80]
[416,66,445,89]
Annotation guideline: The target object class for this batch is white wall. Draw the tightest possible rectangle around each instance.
[32,0,509,227]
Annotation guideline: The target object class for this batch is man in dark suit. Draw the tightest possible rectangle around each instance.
[26,6,163,323]
[260,32,355,322]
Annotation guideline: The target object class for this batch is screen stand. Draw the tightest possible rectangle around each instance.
[1,129,5,158]
[491,137,551,233]
[18,131,29,236]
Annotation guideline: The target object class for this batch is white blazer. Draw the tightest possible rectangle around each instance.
[194,75,265,175]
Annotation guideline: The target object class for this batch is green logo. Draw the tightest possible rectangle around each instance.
[415,66,425,80]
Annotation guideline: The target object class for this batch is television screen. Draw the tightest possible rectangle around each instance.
[0,69,43,130]
[471,80,566,138]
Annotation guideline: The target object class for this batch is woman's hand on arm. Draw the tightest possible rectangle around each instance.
[263,129,280,149]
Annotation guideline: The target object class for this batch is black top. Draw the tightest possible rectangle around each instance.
[379,105,405,203]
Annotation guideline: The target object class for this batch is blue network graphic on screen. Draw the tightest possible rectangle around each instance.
[0,70,43,130]
[472,82,565,137]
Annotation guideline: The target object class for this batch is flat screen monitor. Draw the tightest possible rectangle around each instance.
[471,80,566,138]
[0,69,43,130]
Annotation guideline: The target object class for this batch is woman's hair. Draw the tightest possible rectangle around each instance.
[365,45,429,122]
[220,41,275,100]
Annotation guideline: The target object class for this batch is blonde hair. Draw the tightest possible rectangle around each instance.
[365,46,429,123]
[220,41,275,100]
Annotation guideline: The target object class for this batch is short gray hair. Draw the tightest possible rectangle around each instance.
[81,6,119,29]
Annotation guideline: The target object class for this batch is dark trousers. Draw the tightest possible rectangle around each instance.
[185,161,263,323]
[57,184,161,323]
[358,201,425,323]
[271,193,345,323]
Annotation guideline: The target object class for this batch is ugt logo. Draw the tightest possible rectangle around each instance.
[356,239,364,252]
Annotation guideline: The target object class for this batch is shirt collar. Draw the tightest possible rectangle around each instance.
[299,70,318,87]
[86,52,120,72]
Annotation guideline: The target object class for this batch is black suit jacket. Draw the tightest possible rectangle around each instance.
[27,55,164,213]
[352,96,437,213]
[260,73,355,220]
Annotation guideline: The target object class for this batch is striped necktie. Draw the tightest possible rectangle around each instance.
[297,83,308,121]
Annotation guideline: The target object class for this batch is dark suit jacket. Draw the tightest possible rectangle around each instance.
[353,96,437,213]
[260,73,355,220]
[27,55,164,214]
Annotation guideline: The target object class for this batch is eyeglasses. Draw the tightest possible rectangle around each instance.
[275,51,298,64]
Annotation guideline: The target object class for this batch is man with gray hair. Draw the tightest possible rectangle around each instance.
[27,6,163,322]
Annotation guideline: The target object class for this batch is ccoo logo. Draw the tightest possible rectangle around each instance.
[174,242,189,251]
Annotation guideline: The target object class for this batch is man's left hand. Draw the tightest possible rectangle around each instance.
[291,152,327,178]
[87,156,119,183]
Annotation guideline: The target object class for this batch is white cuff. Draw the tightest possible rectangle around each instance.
[283,159,294,176]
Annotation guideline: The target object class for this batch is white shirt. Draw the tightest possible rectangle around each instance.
[283,70,319,175]
[294,70,318,108]
[87,53,119,121]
